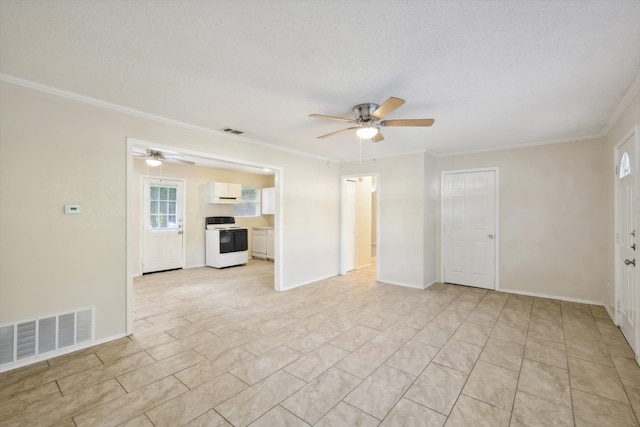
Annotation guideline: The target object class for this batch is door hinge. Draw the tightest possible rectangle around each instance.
[617,300,621,313]
[616,164,620,176]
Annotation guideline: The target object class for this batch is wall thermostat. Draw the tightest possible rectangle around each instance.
[64,205,82,214]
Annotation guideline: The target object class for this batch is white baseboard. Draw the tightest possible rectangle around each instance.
[424,280,438,289]
[604,304,617,325]
[280,273,338,292]
[496,287,603,306]
[0,332,127,374]
[377,277,426,290]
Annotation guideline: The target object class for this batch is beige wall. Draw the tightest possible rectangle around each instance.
[131,160,274,275]
[603,87,640,313]
[424,153,438,285]
[437,138,608,302]
[342,153,430,288]
[371,177,378,245]
[3,74,636,355]
[0,81,340,342]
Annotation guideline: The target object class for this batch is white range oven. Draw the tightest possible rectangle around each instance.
[205,216,248,268]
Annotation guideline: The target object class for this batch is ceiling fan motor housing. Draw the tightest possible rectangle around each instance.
[353,103,379,123]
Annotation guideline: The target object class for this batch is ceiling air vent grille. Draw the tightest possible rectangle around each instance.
[221,127,244,135]
[0,307,94,370]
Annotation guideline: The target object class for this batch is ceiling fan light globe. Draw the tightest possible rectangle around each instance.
[356,126,379,139]
[146,158,162,167]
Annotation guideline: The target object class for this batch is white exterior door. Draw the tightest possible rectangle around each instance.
[142,178,184,273]
[342,179,357,273]
[617,132,637,352]
[442,170,497,290]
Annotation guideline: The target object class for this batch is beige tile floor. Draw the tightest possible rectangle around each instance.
[2,259,640,426]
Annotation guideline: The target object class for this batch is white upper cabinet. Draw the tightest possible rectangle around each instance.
[208,182,242,204]
[262,187,275,215]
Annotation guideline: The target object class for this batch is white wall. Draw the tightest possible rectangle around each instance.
[341,153,431,288]
[424,154,438,286]
[603,85,640,313]
[0,81,340,341]
[131,159,274,275]
[437,139,607,302]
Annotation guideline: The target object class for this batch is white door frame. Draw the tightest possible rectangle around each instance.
[614,124,640,358]
[126,137,284,335]
[440,167,500,290]
[340,173,380,278]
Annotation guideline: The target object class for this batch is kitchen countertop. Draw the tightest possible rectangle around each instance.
[253,227,275,231]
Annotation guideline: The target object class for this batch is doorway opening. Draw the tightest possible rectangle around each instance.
[341,174,379,278]
[126,137,283,334]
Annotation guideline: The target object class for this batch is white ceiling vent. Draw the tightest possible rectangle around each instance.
[0,307,94,370]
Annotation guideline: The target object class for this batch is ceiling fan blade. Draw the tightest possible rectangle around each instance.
[372,97,405,120]
[309,114,355,123]
[133,153,148,158]
[372,132,384,143]
[380,118,435,127]
[317,126,359,139]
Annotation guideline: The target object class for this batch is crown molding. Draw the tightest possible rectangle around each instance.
[3,71,634,163]
[0,73,337,163]
[435,134,603,158]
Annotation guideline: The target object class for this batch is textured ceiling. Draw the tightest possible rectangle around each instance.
[1,0,640,162]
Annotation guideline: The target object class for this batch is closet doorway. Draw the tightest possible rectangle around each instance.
[341,175,378,275]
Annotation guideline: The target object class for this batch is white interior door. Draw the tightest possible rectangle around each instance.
[142,178,184,273]
[442,170,497,290]
[617,132,637,351]
[342,179,357,273]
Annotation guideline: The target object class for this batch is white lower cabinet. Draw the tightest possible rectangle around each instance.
[252,229,267,259]
[252,227,275,260]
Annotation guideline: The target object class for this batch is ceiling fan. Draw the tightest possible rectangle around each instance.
[133,148,195,167]
[309,97,434,142]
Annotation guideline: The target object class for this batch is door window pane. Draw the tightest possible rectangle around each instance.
[620,152,631,179]
[149,185,179,229]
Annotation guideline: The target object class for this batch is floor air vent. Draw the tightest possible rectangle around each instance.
[0,308,94,368]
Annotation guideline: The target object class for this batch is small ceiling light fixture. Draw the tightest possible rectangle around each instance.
[146,158,162,167]
[356,125,379,139]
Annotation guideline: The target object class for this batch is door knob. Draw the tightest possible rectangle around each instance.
[625,259,636,266]
[488,234,494,239]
